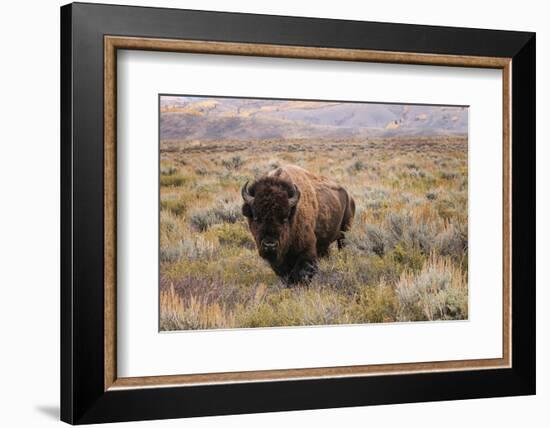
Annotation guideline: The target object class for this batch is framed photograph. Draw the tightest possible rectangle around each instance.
[61,2,535,424]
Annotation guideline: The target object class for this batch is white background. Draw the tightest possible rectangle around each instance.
[118,51,503,377]
[0,0,546,427]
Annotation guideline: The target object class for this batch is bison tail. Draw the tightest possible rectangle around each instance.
[337,191,355,250]
[341,191,355,232]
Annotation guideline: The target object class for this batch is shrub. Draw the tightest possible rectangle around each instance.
[395,254,468,321]
[390,244,425,272]
[435,198,457,220]
[222,156,244,170]
[160,210,182,239]
[212,247,277,286]
[268,159,280,169]
[189,200,242,231]
[347,159,367,173]
[160,236,218,263]
[312,250,373,293]
[440,170,459,180]
[406,222,435,254]
[386,212,407,243]
[160,175,186,187]
[160,165,178,176]
[189,209,219,232]
[363,187,389,210]
[348,279,398,323]
[211,223,255,248]
[425,191,438,200]
[195,166,208,176]
[435,223,467,262]
[408,169,427,178]
[348,211,436,260]
[364,224,390,257]
[212,200,242,224]
[160,198,187,216]
[346,224,386,255]
[236,288,349,328]
[160,284,233,330]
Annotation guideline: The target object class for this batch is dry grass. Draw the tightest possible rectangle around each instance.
[159,136,468,330]
[396,254,468,321]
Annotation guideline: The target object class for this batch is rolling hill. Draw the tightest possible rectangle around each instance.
[160,96,468,141]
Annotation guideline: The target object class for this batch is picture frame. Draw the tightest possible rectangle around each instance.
[60,2,535,424]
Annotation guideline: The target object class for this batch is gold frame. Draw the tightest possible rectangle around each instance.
[104,36,512,391]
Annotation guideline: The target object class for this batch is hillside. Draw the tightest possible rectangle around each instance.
[160,96,468,141]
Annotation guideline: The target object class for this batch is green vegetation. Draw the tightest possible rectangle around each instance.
[159,136,468,330]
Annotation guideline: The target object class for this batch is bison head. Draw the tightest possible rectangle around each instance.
[241,177,301,262]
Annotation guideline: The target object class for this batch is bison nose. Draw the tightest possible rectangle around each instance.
[261,239,278,250]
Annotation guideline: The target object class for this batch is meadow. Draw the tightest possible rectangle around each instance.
[159,136,468,331]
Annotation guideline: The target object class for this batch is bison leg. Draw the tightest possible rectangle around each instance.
[317,244,330,258]
[337,232,346,250]
[287,256,318,285]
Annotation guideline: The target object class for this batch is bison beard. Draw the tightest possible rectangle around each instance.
[241,164,355,285]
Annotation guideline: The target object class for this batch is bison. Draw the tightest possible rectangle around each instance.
[241,164,355,285]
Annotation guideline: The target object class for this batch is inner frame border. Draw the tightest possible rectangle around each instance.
[104,35,512,391]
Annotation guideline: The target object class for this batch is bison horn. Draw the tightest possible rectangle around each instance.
[288,184,301,208]
[241,181,254,204]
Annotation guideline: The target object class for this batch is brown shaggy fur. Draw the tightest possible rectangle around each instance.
[242,164,355,284]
